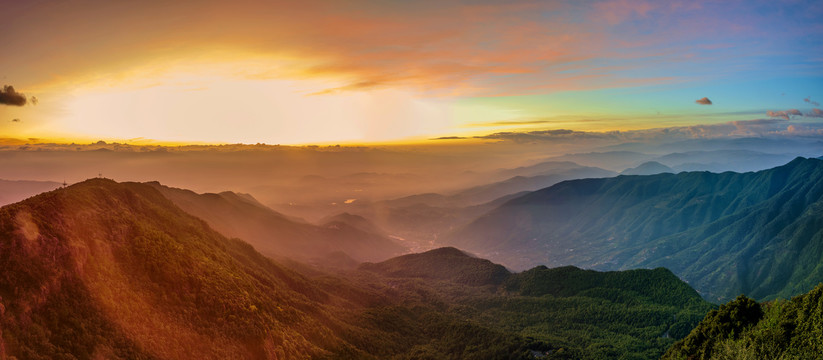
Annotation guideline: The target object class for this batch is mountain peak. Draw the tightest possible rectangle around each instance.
[421,246,471,258]
[620,161,675,176]
[359,247,510,286]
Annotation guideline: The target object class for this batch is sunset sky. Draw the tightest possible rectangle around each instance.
[1,0,822,145]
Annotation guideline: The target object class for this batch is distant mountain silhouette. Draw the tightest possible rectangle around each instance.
[383,163,616,208]
[544,151,654,171]
[342,164,615,247]
[545,149,802,174]
[449,157,823,302]
[621,161,675,175]
[319,212,387,236]
[653,150,795,173]
[494,160,607,179]
[146,182,405,262]
[448,166,616,206]
[0,179,62,206]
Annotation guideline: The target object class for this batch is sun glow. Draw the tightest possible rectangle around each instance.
[59,65,459,145]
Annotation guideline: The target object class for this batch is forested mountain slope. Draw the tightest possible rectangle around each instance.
[663,283,823,360]
[449,157,823,301]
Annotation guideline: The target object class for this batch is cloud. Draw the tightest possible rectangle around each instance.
[465,116,823,145]
[0,85,29,106]
[806,108,823,118]
[766,109,801,120]
[804,97,820,107]
[11,118,21,122]
[431,136,468,140]
[695,97,712,105]
[474,129,617,143]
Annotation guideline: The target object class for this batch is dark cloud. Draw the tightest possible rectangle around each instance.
[474,129,616,143]
[766,109,801,120]
[803,97,820,106]
[11,118,21,122]
[695,97,712,105]
[459,116,823,145]
[431,136,468,140]
[0,85,30,106]
[806,108,823,118]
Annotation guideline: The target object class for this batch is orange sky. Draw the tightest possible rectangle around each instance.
[1,0,821,144]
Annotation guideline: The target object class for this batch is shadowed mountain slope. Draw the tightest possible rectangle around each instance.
[448,157,823,302]
[339,165,615,250]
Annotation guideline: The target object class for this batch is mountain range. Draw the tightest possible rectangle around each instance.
[146,182,406,263]
[546,149,801,173]
[338,163,615,249]
[0,179,716,359]
[448,157,823,302]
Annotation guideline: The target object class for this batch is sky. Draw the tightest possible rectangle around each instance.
[1,0,822,145]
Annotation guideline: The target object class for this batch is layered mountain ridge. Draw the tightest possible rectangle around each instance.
[146,182,405,263]
[448,157,823,302]
[0,179,716,359]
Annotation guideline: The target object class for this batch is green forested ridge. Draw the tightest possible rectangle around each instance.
[359,247,511,286]
[360,249,715,359]
[662,283,823,360]
[449,157,823,302]
[503,266,704,307]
